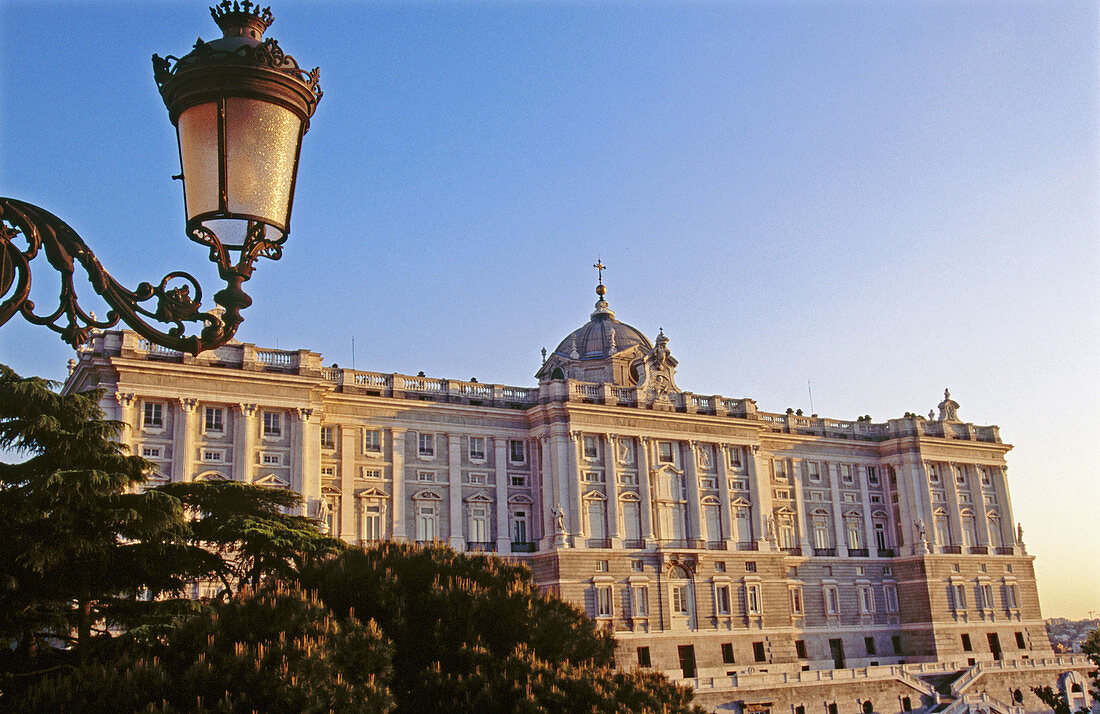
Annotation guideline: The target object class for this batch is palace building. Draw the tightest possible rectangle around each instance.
[62,279,1091,714]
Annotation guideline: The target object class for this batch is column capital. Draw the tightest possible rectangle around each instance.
[115,391,135,407]
[390,427,407,436]
[640,435,652,444]
[295,407,315,421]
[688,439,700,449]
[178,397,198,412]
[568,430,580,441]
[237,403,258,418]
[604,432,617,441]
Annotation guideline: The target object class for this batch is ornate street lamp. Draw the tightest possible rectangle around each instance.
[0,1,321,354]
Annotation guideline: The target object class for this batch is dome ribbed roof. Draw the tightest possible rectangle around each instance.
[552,298,651,360]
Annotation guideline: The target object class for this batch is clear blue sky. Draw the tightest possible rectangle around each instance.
[2,1,1096,618]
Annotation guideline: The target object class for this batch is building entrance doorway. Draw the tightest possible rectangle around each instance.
[829,638,845,669]
[987,633,1002,661]
[678,644,696,678]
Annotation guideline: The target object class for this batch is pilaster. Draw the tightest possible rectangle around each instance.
[790,458,811,550]
[857,465,876,551]
[294,408,320,514]
[943,461,965,549]
[746,447,772,551]
[339,425,357,543]
[683,441,704,546]
[604,433,621,547]
[114,392,136,453]
[391,429,406,541]
[172,397,198,483]
[827,462,846,556]
[638,436,656,544]
[448,433,464,551]
[232,403,257,483]
[539,435,554,548]
[716,444,734,548]
[494,437,510,553]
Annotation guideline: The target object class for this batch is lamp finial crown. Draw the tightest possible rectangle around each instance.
[210,1,274,40]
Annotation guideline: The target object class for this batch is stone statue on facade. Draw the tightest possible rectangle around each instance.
[915,518,927,542]
[1016,522,1024,544]
[937,388,960,422]
[766,514,778,543]
[314,497,330,534]
[553,504,567,535]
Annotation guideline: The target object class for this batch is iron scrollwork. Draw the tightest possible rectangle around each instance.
[0,197,273,354]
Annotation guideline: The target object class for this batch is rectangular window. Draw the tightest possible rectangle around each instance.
[745,561,757,572]
[672,585,689,615]
[728,446,742,468]
[892,635,902,655]
[509,440,525,463]
[790,586,804,615]
[583,471,605,483]
[808,462,821,481]
[753,641,766,662]
[774,489,791,500]
[746,583,763,614]
[721,642,735,664]
[320,426,335,449]
[824,586,840,615]
[618,472,638,486]
[841,464,853,483]
[362,468,382,479]
[730,479,748,491]
[884,584,899,613]
[468,473,485,485]
[320,466,335,477]
[1004,584,1018,609]
[262,453,280,465]
[795,640,808,659]
[583,435,598,459]
[418,433,434,457]
[715,584,731,615]
[416,471,435,482]
[595,560,609,572]
[596,586,613,617]
[511,511,528,544]
[262,411,281,437]
[363,504,382,541]
[637,646,651,667]
[981,584,995,610]
[143,402,163,429]
[714,561,726,572]
[1015,631,1026,649]
[773,460,787,480]
[203,450,223,462]
[632,585,649,616]
[961,633,972,652]
[859,585,876,614]
[631,559,644,572]
[141,446,162,458]
[928,463,940,484]
[980,467,992,486]
[468,436,485,460]
[204,407,223,433]
[657,441,674,464]
[510,474,527,487]
[364,429,381,453]
[867,466,879,485]
[865,636,877,656]
[700,477,717,489]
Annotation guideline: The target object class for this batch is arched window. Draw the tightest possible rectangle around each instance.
[667,564,695,627]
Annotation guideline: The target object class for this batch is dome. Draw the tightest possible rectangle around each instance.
[551,297,652,361]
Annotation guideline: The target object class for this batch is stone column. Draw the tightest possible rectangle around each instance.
[827,462,846,555]
[564,431,581,545]
[943,461,965,549]
[993,465,1016,552]
[898,453,930,555]
[294,408,320,516]
[114,392,137,454]
[391,429,406,541]
[339,425,358,543]
[790,458,811,551]
[539,435,554,548]
[683,441,704,546]
[232,403,257,483]
[448,433,464,550]
[857,465,876,551]
[638,436,656,545]
[966,464,992,547]
[494,437,510,553]
[604,433,621,547]
[172,397,198,483]
[746,447,772,551]
[716,444,734,547]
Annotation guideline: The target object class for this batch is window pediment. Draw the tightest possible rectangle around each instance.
[357,487,389,499]
[465,492,494,503]
[507,494,534,504]
[412,489,443,501]
[257,473,291,489]
[582,489,607,501]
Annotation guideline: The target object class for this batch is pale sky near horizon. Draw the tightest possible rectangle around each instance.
[1,1,1097,618]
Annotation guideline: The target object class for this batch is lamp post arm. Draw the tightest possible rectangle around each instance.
[0,197,248,354]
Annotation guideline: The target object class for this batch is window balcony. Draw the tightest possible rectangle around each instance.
[466,541,496,552]
[969,546,988,555]
[705,541,728,551]
[623,539,646,549]
[995,546,1015,555]
[876,548,896,557]
[510,541,536,553]
[781,547,802,556]
[813,548,837,557]
[736,541,758,551]
[847,548,870,557]
[586,538,611,549]
[941,545,962,554]
[659,539,693,549]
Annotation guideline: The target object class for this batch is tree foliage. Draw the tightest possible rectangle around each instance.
[18,581,394,713]
[298,542,704,713]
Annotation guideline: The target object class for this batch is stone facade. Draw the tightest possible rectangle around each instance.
[61,287,1090,713]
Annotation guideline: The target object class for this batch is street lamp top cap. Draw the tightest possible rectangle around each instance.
[211,1,274,41]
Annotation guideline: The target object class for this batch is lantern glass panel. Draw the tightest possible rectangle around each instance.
[177,101,220,223]
[224,97,301,232]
